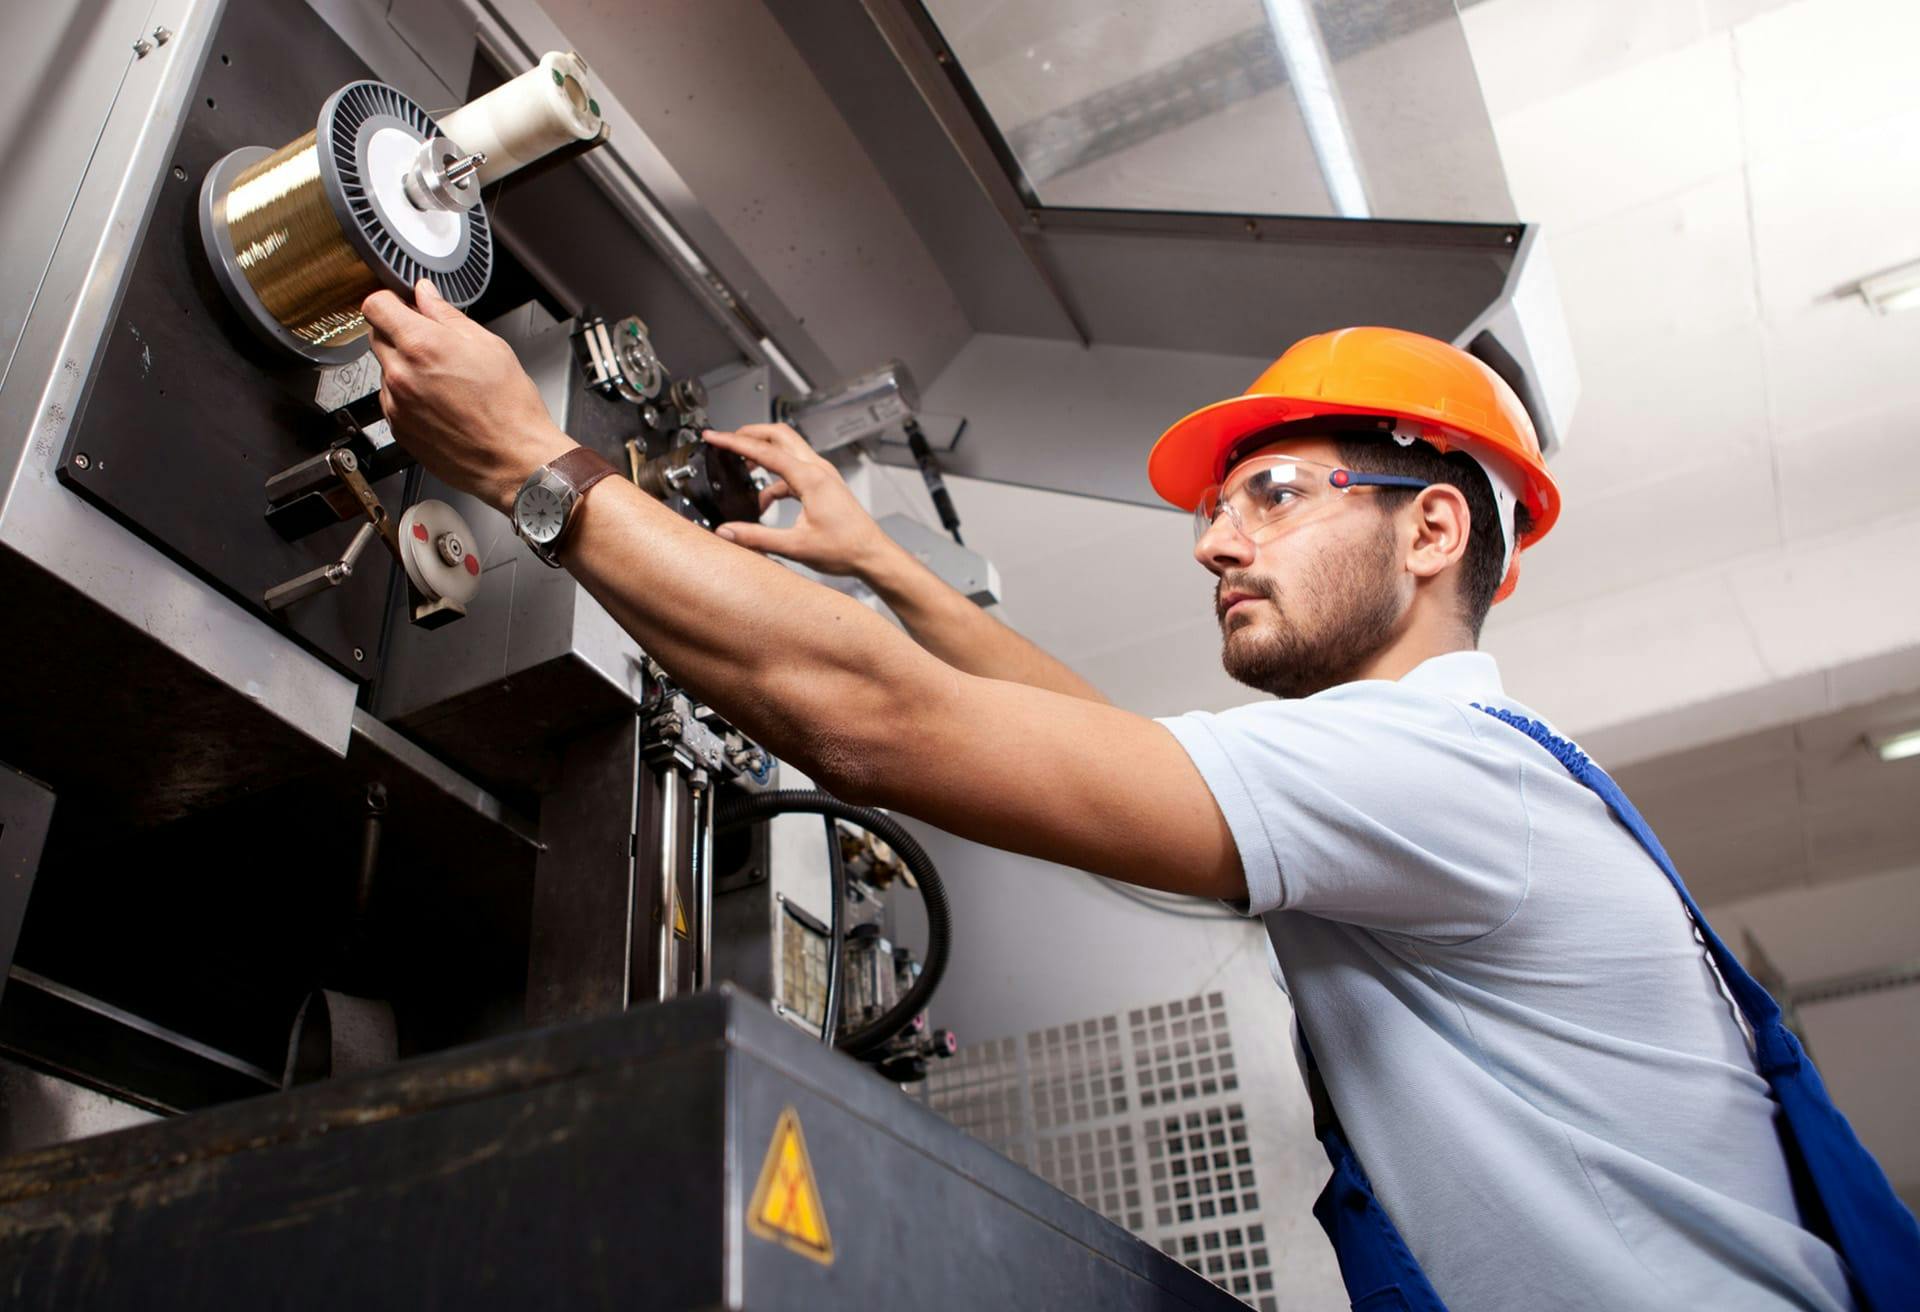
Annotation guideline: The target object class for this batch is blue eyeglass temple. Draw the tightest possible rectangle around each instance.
[1327,469,1431,491]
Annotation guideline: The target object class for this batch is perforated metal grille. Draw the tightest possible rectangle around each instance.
[914,990,1277,1311]
[1131,991,1239,1109]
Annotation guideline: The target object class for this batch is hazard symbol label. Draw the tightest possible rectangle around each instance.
[673,891,688,940]
[746,1106,833,1265]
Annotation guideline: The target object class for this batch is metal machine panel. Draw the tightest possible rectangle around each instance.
[375,303,653,796]
[52,0,413,676]
[0,991,1245,1311]
[0,0,362,773]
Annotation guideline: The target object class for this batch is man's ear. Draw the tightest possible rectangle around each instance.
[1405,484,1470,581]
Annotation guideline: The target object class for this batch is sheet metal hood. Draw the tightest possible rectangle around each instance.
[763,0,1577,507]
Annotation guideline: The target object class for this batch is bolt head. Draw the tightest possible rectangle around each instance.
[72,452,91,470]
[353,647,366,661]
[436,532,465,566]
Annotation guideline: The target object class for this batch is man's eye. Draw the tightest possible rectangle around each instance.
[1254,484,1301,510]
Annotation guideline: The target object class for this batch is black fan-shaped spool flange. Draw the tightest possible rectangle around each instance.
[315,81,493,307]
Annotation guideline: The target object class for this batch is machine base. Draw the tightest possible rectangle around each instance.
[0,988,1241,1310]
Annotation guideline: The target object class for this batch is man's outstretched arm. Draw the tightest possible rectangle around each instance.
[363,283,1242,901]
[704,426,1108,704]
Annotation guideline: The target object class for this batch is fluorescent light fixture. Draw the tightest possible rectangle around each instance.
[1859,260,1920,315]
[1870,728,1920,762]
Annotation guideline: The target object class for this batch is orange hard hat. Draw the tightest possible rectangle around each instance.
[1148,326,1560,602]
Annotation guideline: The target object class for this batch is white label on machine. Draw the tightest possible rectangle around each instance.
[315,353,384,411]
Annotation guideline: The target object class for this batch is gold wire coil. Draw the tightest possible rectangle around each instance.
[221,131,384,351]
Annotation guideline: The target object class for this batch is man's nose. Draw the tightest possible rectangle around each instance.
[1194,513,1255,575]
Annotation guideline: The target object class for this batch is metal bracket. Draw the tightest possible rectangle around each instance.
[262,448,464,628]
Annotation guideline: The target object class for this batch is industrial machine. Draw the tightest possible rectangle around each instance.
[0,0,1570,1302]
[0,0,955,1119]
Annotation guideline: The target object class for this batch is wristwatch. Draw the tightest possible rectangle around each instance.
[512,446,619,567]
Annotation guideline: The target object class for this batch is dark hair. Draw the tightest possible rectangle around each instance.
[1333,433,1533,639]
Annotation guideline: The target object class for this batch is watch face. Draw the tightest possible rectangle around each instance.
[516,483,567,545]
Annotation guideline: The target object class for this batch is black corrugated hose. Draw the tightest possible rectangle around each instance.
[717,789,950,1060]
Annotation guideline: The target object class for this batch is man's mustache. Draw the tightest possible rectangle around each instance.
[1215,573,1277,623]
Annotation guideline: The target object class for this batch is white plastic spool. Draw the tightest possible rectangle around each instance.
[437,51,605,189]
[398,499,484,607]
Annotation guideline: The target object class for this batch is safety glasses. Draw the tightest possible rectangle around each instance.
[1194,456,1431,545]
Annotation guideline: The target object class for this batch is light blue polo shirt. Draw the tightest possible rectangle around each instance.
[1159,652,1854,1312]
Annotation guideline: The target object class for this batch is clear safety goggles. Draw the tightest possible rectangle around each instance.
[1194,456,1431,545]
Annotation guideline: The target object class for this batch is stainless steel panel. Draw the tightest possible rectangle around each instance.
[0,0,360,761]
[886,333,1273,508]
[762,0,1085,342]
[533,0,969,388]
[0,0,153,387]
[1027,207,1517,360]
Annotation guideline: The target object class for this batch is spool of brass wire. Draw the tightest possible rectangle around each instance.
[199,81,494,364]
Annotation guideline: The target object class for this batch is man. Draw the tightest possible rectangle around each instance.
[364,283,1898,1310]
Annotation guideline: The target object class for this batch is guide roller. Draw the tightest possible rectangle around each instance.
[397,499,484,609]
[199,54,605,363]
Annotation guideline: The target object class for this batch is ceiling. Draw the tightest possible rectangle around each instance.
[1613,688,1920,906]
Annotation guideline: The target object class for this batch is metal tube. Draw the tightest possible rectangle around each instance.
[690,772,714,990]
[1260,0,1371,218]
[354,782,388,920]
[654,770,683,1001]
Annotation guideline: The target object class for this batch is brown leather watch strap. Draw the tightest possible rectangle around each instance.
[548,446,619,557]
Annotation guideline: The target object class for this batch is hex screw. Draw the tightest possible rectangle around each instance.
[153,26,173,45]
[72,453,91,470]
[132,38,153,58]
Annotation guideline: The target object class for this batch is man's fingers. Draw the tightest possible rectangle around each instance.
[413,278,467,325]
[714,521,793,555]
[732,422,819,465]
[361,289,421,342]
[704,428,817,491]
[757,478,793,513]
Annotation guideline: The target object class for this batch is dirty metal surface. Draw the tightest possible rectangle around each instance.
[0,990,1243,1310]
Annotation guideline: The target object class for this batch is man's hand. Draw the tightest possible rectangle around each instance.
[703,424,893,577]
[708,424,1108,704]
[362,281,574,514]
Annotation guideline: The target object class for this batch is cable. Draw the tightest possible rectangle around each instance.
[718,789,949,1059]
[904,417,965,545]
[819,816,846,1047]
[1084,871,1242,922]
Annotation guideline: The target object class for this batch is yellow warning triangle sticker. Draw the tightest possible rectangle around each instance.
[673,891,688,940]
[746,1106,833,1265]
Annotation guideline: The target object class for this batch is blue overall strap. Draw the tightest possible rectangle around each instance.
[1473,704,1920,1312]
[1300,1028,1451,1311]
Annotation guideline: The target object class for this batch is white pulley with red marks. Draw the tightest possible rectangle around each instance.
[397,499,483,606]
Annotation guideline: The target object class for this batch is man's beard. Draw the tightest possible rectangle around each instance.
[1215,520,1404,699]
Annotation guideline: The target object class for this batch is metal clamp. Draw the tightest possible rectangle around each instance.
[261,448,467,628]
[643,693,730,775]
